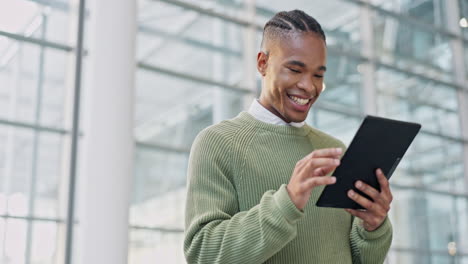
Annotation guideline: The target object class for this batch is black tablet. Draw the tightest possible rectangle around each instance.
[315,115,421,209]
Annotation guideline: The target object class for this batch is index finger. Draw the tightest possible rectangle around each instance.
[308,148,343,159]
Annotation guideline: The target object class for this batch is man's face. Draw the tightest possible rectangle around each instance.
[257,32,327,123]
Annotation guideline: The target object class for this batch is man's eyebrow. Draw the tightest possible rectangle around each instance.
[286,60,327,71]
[318,65,327,71]
[286,60,306,68]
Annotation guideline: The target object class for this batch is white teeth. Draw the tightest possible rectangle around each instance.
[289,95,310,105]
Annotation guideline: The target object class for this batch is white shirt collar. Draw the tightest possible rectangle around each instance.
[248,99,305,128]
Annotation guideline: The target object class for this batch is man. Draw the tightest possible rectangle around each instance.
[184,10,392,264]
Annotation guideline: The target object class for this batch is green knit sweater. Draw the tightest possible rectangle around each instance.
[184,112,392,264]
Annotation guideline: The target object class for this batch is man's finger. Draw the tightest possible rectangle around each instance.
[348,190,376,211]
[376,169,392,199]
[306,158,340,170]
[304,176,336,189]
[355,181,391,210]
[308,148,343,159]
[313,165,338,176]
[354,181,380,201]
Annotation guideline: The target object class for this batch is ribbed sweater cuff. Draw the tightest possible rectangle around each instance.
[357,216,392,240]
[273,184,304,224]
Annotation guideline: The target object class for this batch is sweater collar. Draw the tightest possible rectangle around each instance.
[247,99,305,128]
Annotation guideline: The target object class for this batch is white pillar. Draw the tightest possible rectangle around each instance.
[359,0,377,116]
[213,16,228,124]
[79,0,136,263]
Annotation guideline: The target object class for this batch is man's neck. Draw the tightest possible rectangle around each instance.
[247,99,305,127]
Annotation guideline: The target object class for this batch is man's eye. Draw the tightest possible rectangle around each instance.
[314,74,324,78]
[288,68,301,73]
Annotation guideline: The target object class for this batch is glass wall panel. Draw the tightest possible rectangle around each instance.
[376,66,465,195]
[371,0,447,30]
[389,188,467,263]
[318,55,363,112]
[376,66,461,138]
[373,12,454,82]
[135,71,245,149]
[0,41,70,129]
[0,1,75,264]
[30,221,59,263]
[0,0,74,45]
[137,0,245,87]
[4,218,27,264]
[129,229,185,264]
[309,109,361,146]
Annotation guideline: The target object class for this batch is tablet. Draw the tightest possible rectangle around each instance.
[315,115,421,209]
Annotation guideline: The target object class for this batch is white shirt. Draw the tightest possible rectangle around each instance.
[247,99,305,128]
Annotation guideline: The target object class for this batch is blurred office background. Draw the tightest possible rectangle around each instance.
[1,0,468,263]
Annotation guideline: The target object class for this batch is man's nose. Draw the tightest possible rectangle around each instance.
[297,76,317,95]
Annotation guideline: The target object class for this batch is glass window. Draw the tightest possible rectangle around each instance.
[130,149,187,230]
[135,71,246,149]
[389,188,465,262]
[373,13,454,82]
[137,1,245,87]
[30,222,59,263]
[0,0,75,45]
[376,66,461,139]
[0,1,76,263]
[387,250,431,264]
[128,229,185,264]
[0,39,70,129]
[4,219,27,264]
[371,0,447,30]
[309,109,361,146]
[318,55,363,112]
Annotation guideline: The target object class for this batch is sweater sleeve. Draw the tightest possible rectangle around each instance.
[350,215,393,263]
[184,128,304,264]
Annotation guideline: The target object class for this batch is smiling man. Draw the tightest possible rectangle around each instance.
[184,10,392,264]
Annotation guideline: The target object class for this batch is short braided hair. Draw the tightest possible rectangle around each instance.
[261,10,326,50]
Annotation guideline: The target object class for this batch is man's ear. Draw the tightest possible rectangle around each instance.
[257,51,268,76]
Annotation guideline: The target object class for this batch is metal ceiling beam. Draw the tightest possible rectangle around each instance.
[138,61,252,94]
[0,30,73,52]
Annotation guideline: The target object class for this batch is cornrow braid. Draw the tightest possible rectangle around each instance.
[261,10,326,49]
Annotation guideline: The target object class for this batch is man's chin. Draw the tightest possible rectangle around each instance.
[285,114,308,123]
[290,118,307,123]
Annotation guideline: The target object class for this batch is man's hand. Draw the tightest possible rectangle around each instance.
[345,168,393,231]
[286,148,343,211]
